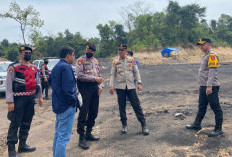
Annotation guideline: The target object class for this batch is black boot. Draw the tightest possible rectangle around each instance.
[18,141,36,153]
[208,129,223,137]
[79,134,89,150]
[186,123,202,131]
[85,128,100,141]
[208,125,223,137]
[121,125,128,134]
[8,145,17,157]
[141,124,149,136]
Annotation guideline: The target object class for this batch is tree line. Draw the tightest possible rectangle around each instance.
[0,1,232,61]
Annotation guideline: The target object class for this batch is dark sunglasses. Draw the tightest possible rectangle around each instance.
[118,49,125,51]
[20,51,32,54]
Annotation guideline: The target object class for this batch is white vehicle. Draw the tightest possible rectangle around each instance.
[32,58,76,77]
[32,58,60,74]
[0,62,13,93]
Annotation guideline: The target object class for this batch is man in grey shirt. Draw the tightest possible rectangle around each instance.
[186,38,223,137]
[109,44,149,136]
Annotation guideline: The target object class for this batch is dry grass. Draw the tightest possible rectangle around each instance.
[0,58,9,61]
[133,46,232,65]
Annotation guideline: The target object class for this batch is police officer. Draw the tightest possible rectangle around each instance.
[186,38,223,137]
[109,44,149,136]
[6,45,43,157]
[40,58,49,100]
[76,43,104,150]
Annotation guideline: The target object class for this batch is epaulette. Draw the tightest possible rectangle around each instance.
[8,62,19,69]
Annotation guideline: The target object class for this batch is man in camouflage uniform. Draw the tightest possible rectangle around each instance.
[186,38,223,137]
[76,43,104,149]
[109,44,149,136]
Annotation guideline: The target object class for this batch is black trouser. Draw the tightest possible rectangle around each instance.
[41,78,49,98]
[194,86,223,130]
[116,88,146,126]
[77,85,99,134]
[7,95,35,145]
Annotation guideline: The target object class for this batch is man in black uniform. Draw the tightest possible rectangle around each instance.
[76,43,104,150]
[40,58,49,100]
[6,45,43,157]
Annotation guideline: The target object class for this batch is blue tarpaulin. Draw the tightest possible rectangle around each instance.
[161,48,180,57]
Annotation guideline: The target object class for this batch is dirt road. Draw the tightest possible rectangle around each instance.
[1,62,232,157]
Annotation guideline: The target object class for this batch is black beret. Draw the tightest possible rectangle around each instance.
[19,45,32,52]
[197,38,211,45]
[85,43,96,52]
[118,44,127,49]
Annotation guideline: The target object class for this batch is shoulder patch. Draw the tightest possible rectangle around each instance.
[77,58,83,65]
[132,59,136,65]
[8,66,14,74]
[112,61,115,66]
[208,54,218,68]
[31,65,37,71]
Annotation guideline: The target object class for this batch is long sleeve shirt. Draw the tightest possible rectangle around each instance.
[109,56,141,90]
[197,50,220,87]
[76,56,104,87]
[49,59,78,114]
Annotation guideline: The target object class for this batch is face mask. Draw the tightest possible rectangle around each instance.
[86,52,93,58]
[24,53,31,61]
[44,61,49,65]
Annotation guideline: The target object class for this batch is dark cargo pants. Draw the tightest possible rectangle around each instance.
[77,86,99,134]
[116,88,146,126]
[7,95,35,145]
[194,86,223,130]
[41,78,49,98]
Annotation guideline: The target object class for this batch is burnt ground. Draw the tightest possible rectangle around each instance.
[0,62,232,157]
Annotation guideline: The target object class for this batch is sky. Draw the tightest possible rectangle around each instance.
[0,0,231,43]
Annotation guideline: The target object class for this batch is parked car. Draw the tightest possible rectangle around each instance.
[0,62,13,93]
[32,58,76,77]
[32,57,59,74]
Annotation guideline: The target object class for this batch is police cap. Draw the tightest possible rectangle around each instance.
[118,44,127,49]
[19,45,33,53]
[197,38,211,45]
[85,43,96,52]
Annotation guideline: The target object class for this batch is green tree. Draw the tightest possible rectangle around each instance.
[1,39,9,47]
[0,45,6,57]
[120,0,153,32]
[210,19,217,32]
[6,43,19,62]
[0,2,44,44]
[216,14,232,46]
[96,23,115,57]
